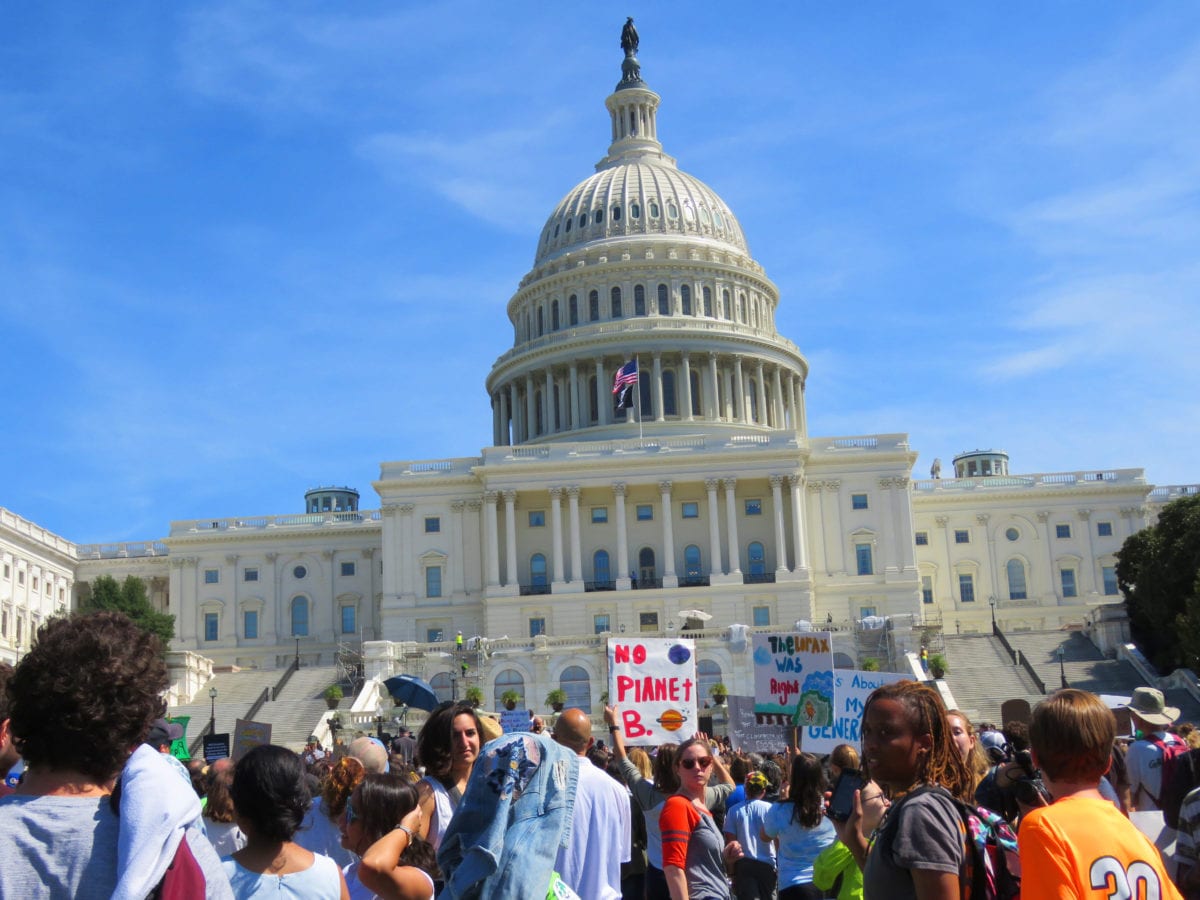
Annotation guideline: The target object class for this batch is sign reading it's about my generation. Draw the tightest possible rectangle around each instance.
[607,637,697,743]
[801,670,910,755]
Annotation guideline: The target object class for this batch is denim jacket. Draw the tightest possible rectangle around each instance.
[436,731,580,900]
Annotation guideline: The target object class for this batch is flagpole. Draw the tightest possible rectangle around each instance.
[636,354,643,442]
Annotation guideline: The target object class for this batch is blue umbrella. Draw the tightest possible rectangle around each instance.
[383,674,440,712]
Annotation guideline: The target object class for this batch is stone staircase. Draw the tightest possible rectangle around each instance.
[939,633,1044,725]
[168,665,352,754]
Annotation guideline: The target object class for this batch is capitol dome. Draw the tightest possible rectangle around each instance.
[484,32,809,447]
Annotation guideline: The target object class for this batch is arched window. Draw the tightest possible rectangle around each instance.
[569,294,579,326]
[631,202,641,219]
[593,549,611,586]
[551,300,560,331]
[658,283,670,315]
[638,547,656,586]
[594,209,604,225]
[703,286,713,317]
[611,286,622,318]
[531,553,547,588]
[748,542,766,576]
[737,292,746,323]
[690,369,703,415]
[698,659,723,706]
[588,375,598,423]
[611,205,621,221]
[681,284,692,315]
[493,668,526,710]
[663,370,678,416]
[634,284,646,316]
[430,672,453,704]
[536,307,544,336]
[291,596,309,637]
[560,665,591,713]
[589,290,599,322]
[1007,559,1028,600]
[684,545,702,578]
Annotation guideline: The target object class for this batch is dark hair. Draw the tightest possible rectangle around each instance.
[0,663,13,723]
[204,768,236,824]
[416,702,482,780]
[354,774,439,878]
[8,611,167,782]
[653,744,679,794]
[788,752,827,827]
[730,755,751,783]
[1002,720,1030,753]
[231,745,311,841]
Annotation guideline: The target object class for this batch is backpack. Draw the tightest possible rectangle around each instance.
[1139,736,1188,808]
[1161,747,1200,828]
[910,786,1020,900]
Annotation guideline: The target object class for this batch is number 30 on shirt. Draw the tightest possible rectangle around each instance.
[1090,857,1166,899]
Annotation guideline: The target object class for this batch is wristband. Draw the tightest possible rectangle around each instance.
[609,725,621,734]
[394,824,415,842]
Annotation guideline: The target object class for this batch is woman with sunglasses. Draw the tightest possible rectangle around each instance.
[761,752,837,899]
[661,737,733,900]
[340,774,436,900]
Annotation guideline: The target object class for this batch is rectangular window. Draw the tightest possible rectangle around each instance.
[341,605,356,634]
[528,511,546,527]
[426,566,443,598]
[204,569,219,584]
[1102,566,1119,596]
[243,610,258,639]
[636,504,653,521]
[1,610,7,635]
[954,530,970,544]
[1056,524,1071,539]
[922,575,934,604]
[593,614,610,634]
[591,508,608,524]
[2,564,8,579]
[17,570,24,585]
[744,499,762,516]
[681,502,699,519]
[752,606,771,627]
[856,544,874,576]
[1097,522,1113,537]
[959,573,976,603]
[851,493,868,510]
[529,617,546,638]
[243,568,259,582]
[860,606,877,619]
[639,612,659,633]
[32,577,38,591]
[1061,568,1077,598]
[425,517,440,533]
[340,562,356,577]
[204,613,218,641]
[915,532,929,546]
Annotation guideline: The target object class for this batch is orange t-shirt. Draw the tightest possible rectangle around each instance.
[1018,795,1182,899]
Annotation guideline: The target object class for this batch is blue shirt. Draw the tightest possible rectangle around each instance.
[762,802,837,889]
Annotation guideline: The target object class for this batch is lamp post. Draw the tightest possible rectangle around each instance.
[209,686,218,735]
[294,635,301,669]
[989,596,997,629]
[1057,646,1068,689]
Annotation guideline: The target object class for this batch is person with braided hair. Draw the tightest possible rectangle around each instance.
[834,680,972,900]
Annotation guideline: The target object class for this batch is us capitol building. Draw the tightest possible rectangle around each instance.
[2,29,1194,715]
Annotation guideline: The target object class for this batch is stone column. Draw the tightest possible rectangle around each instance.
[784,373,795,430]
[550,488,565,586]
[755,361,766,425]
[499,388,510,446]
[491,395,501,447]
[797,379,808,435]
[1037,510,1055,601]
[660,481,678,586]
[503,491,518,588]
[652,352,665,422]
[681,352,694,421]
[724,478,742,575]
[525,374,536,438]
[569,363,580,431]
[772,366,784,429]
[614,483,631,590]
[769,475,788,572]
[452,500,466,594]
[734,356,746,423]
[567,487,582,584]
[1078,509,1097,594]
[828,481,845,574]
[399,505,415,597]
[790,475,810,574]
[723,367,735,421]
[484,492,500,587]
[707,353,719,419]
[544,368,555,434]
[705,478,723,574]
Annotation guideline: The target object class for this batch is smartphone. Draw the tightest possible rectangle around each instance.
[827,770,865,821]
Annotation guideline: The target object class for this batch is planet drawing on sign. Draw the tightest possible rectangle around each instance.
[667,644,691,665]
[656,709,686,731]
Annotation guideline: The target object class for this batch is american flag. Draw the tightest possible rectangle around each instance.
[612,358,639,409]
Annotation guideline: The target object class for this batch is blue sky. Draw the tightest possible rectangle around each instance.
[3,3,1198,544]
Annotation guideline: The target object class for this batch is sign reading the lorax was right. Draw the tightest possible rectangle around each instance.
[751,632,834,726]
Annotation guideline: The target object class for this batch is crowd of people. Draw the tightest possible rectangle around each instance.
[0,609,1198,898]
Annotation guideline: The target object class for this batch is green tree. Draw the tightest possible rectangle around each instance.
[1117,494,1200,672]
[83,574,176,650]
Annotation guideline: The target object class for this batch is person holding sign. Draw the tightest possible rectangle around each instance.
[661,737,734,900]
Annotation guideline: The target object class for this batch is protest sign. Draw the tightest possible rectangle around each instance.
[751,632,834,727]
[167,715,190,760]
[232,719,272,761]
[608,636,697,743]
[204,733,231,762]
[802,669,909,755]
[500,708,529,733]
[727,695,789,753]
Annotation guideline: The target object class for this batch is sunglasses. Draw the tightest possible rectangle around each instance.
[345,802,360,826]
[680,756,713,770]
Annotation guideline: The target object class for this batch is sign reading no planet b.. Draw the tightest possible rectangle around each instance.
[802,670,909,755]
[608,637,698,743]
[752,632,834,727]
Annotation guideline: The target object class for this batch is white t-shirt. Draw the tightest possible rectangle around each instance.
[555,759,631,900]
[1127,731,1184,811]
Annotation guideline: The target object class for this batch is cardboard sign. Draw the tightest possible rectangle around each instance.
[204,733,231,762]
[607,637,698,743]
[802,670,909,755]
[233,719,272,761]
[727,695,790,753]
[500,708,530,733]
[752,632,835,726]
